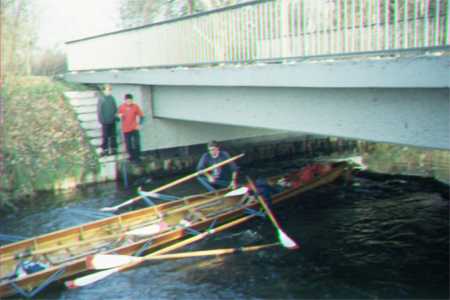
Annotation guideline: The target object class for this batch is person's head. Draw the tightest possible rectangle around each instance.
[103,84,112,95]
[207,140,220,158]
[125,93,134,103]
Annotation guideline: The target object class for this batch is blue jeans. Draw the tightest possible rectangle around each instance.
[197,176,230,192]
[101,123,117,153]
[124,130,141,161]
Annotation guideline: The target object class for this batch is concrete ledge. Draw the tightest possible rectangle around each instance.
[64,91,97,98]
[64,52,450,88]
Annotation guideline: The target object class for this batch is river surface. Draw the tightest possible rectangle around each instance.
[1,157,449,299]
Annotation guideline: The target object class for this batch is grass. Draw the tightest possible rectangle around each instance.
[1,76,99,209]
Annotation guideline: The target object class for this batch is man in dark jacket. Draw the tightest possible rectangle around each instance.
[97,84,118,156]
[196,141,239,191]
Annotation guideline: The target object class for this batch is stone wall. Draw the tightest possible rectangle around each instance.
[119,134,358,184]
[358,142,450,184]
[120,137,450,186]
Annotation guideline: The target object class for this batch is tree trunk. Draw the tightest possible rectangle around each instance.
[187,0,194,15]
[6,0,24,76]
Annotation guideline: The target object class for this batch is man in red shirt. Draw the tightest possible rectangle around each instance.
[118,94,144,162]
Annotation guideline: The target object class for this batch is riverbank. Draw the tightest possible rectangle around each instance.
[360,143,450,185]
[0,77,99,209]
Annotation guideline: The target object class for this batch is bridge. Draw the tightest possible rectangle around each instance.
[64,0,450,153]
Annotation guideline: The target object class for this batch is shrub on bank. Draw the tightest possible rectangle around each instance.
[1,76,99,209]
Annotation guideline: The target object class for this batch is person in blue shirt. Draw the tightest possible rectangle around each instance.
[196,141,239,192]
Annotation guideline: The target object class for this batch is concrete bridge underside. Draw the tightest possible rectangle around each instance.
[153,85,448,150]
[65,53,450,150]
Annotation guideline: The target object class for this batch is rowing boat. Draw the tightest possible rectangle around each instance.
[0,161,351,298]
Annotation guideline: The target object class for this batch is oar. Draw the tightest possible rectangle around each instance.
[100,153,245,212]
[223,186,248,197]
[87,242,278,270]
[140,186,248,199]
[246,177,299,250]
[0,233,26,243]
[65,214,254,288]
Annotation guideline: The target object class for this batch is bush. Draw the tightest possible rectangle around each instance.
[1,76,99,208]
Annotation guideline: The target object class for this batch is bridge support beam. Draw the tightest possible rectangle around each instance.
[153,85,449,150]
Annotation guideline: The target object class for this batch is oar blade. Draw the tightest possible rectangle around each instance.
[65,268,119,288]
[224,186,248,197]
[99,206,118,212]
[125,222,168,238]
[277,229,299,250]
[246,176,300,250]
[86,254,141,270]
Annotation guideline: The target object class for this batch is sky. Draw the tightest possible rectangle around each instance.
[35,0,121,50]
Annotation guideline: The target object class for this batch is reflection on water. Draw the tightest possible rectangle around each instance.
[2,158,449,300]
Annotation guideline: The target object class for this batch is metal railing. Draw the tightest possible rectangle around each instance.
[66,0,449,71]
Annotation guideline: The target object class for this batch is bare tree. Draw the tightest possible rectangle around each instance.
[119,0,248,27]
[1,0,38,77]
[32,49,67,76]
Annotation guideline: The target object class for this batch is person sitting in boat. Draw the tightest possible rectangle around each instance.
[248,178,282,207]
[196,141,239,192]
[278,163,333,188]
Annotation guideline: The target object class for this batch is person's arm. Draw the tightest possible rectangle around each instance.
[136,116,141,129]
[197,154,215,183]
[112,97,118,115]
[136,104,144,129]
[222,151,239,188]
[97,97,103,123]
[229,170,238,189]
[117,105,123,120]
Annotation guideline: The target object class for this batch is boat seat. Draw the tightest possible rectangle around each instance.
[186,209,207,222]
[43,254,55,266]
[239,194,256,206]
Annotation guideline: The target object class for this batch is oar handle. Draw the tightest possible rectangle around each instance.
[149,153,245,194]
[151,215,252,254]
[118,214,254,272]
[145,242,278,260]
[90,243,280,269]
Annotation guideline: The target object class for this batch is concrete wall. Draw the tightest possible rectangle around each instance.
[360,143,450,184]
[119,134,360,183]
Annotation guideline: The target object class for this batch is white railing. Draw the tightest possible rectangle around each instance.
[66,0,449,71]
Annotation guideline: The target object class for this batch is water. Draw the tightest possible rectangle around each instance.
[1,158,448,299]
